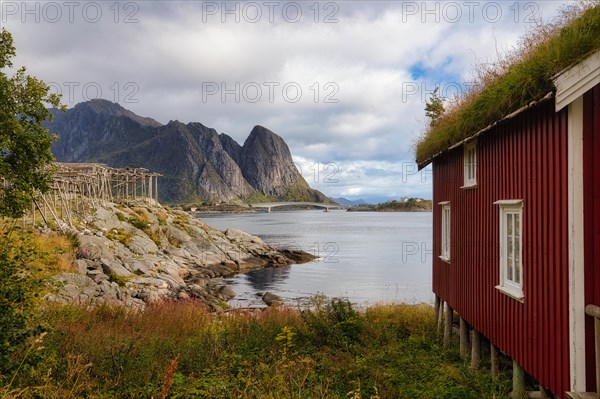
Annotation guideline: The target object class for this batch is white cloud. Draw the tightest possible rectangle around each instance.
[1,0,574,198]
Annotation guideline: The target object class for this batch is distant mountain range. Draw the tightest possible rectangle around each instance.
[331,197,369,206]
[46,99,329,204]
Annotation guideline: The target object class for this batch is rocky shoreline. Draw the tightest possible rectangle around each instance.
[44,201,316,310]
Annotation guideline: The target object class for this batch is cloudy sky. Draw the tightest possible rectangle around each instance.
[1,0,574,202]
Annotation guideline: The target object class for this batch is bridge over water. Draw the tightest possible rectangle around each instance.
[248,202,346,212]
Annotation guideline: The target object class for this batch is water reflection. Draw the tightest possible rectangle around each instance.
[201,211,433,306]
[244,266,291,290]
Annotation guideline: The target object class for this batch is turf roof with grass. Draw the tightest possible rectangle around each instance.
[415,3,600,167]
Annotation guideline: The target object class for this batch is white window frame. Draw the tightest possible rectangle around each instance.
[494,200,524,301]
[462,140,477,188]
[439,201,450,262]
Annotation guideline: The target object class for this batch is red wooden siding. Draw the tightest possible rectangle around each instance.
[583,83,600,392]
[432,100,570,397]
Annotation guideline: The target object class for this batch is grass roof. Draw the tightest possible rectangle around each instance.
[415,3,600,166]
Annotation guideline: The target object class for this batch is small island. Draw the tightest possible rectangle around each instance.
[346,197,432,212]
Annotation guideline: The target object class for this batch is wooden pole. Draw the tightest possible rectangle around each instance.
[512,360,526,399]
[142,174,146,199]
[470,329,481,369]
[459,317,469,359]
[434,295,440,325]
[491,343,500,380]
[444,304,453,348]
[33,200,49,227]
[595,315,600,394]
[41,195,65,234]
[437,300,444,335]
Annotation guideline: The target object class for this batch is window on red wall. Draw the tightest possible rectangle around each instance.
[440,201,450,262]
[463,140,477,188]
[494,200,524,301]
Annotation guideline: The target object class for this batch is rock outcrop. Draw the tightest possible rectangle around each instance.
[47,100,329,204]
[44,201,316,310]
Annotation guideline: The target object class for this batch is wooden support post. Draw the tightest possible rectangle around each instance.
[434,295,440,325]
[437,300,444,335]
[155,175,159,202]
[459,317,469,359]
[491,343,499,380]
[595,313,600,394]
[512,360,526,399]
[42,195,47,222]
[444,304,453,348]
[148,175,153,202]
[470,329,481,369]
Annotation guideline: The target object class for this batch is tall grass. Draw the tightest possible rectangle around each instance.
[3,300,511,398]
[416,2,600,164]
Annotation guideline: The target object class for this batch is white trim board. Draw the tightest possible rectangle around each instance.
[555,48,600,111]
[567,96,586,391]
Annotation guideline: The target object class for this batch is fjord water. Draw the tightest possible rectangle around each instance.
[200,210,433,307]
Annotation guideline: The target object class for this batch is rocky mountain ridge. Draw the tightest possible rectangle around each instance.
[47,99,329,204]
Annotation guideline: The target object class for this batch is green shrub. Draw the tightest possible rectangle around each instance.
[0,226,44,377]
[106,228,133,246]
[128,210,151,230]
[300,298,364,350]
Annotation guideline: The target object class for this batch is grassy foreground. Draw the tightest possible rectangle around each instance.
[1,298,510,399]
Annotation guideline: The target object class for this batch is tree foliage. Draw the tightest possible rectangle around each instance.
[424,87,445,128]
[0,28,62,380]
[0,28,63,218]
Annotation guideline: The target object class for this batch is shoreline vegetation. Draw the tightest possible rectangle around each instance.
[180,197,433,214]
[347,198,433,212]
[1,299,512,398]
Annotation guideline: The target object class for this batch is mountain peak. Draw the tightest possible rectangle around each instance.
[73,99,162,128]
[47,101,329,204]
[249,125,275,136]
[78,98,125,114]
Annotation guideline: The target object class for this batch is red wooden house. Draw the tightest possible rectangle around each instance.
[416,10,600,399]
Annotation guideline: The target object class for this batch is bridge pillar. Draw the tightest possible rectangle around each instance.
[267,207,271,213]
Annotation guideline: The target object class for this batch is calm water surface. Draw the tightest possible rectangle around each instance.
[199,210,433,307]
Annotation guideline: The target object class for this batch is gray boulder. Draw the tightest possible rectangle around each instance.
[262,291,282,306]
[100,258,131,277]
